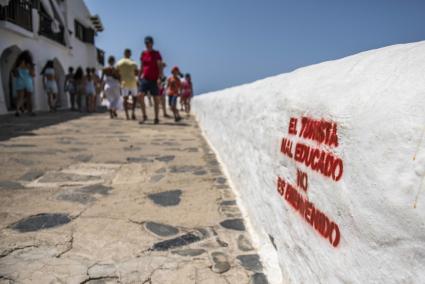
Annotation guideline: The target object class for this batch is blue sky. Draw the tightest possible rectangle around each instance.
[86,0,425,94]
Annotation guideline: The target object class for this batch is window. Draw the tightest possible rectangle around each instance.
[74,20,94,44]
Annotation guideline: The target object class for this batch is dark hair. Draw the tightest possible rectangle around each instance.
[124,48,131,55]
[68,66,74,73]
[41,60,54,75]
[74,67,84,80]
[14,50,34,70]
[185,73,191,79]
[144,36,154,44]
[85,67,91,75]
[108,56,115,65]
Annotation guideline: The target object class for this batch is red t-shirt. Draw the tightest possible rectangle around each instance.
[140,50,162,81]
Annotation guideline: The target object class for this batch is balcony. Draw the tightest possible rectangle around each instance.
[0,0,33,32]
[38,10,65,45]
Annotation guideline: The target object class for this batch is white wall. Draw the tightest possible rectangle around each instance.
[194,41,425,283]
[0,0,99,114]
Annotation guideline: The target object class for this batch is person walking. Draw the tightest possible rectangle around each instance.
[116,49,138,120]
[139,36,164,124]
[92,67,101,110]
[64,67,76,110]
[167,66,183,122]
[101,56,121,119]
[41,60,59,112]
[158,75,171,118]
[85,68,96,112]
[73,67,85,112]
[181,73,193,115]
[12,50,35,117]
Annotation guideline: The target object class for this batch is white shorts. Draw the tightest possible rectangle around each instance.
[121,87,138,97]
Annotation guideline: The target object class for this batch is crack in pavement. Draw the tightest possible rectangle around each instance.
[0,245,39,259]
[56,231,74,258]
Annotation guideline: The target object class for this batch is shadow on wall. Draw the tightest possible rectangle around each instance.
[0,45,22,111]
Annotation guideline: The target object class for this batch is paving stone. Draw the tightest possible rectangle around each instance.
[250,273,269,284]
[144,222,179,237]
[19,170,44,181]
[151,232,202,251]
[220,218,246,231]
[216,177,227,184]
[57,192,95,204]
[72,154,92,162]
[11,158,35,166]
[193,170,208,176]
[210,252,231,274]
[155,167,167,174]
[155,155,175,162]
[238,235,254,252]
[126,157,153,163]
[148,190,182,207]
[0,143,35,148]
[150,175,165,183]
[80,184,112,196]
[171,248,206,257]
[123,146,142,151]
[0,181,23,190]
[220,200,237,206]
[10,213,71,232]
[170,165,203,173]
[38,172,101,183]
[185,147,199,152]
[237,254,263,272]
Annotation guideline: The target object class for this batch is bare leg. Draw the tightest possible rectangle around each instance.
[26,91,34,114]
[70,92,75,110]
[154,96,160,121]
[131,96,136,119]
[15,90,25,116]
[123,96,130,119]
[139,93,147,119]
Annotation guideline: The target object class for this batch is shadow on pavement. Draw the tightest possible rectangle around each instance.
[0,110,90,142]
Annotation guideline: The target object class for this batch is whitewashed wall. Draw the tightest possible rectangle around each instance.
[194,41,425,283]
[0,0,98,114]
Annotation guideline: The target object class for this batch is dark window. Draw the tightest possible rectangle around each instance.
[74,20,85,41]
[74,20,95,44]
[0,0,33,32]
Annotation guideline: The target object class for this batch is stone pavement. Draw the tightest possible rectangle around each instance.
[0,110,269,284]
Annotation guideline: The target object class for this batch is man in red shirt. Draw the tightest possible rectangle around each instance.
[139,36,164,124]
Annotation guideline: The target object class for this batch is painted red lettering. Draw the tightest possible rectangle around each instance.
[288,117,298,135]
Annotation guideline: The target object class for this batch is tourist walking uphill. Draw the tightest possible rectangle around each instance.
[139,36,164,124]
[101,56,121,119]
[12,50,35,117]
[4,35,195,122]
[65,67,77,111]
[181,73,193,115]
[117,49,139,120]
[41,60,59,112]
[167,66,183,122]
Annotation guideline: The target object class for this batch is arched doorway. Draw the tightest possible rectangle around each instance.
[53,58,68,109]
[0,45,21,111]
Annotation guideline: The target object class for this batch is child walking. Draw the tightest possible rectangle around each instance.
[167,66,183,122]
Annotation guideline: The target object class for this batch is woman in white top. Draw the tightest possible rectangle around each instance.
[41,60,58,112]
[101,56,121,118]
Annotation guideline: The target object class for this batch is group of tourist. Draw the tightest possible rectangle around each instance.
[99,35,194,124]
[11,35,194,123]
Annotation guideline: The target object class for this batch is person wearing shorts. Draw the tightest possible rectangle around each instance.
[139,36,164,124]
[167,66,183,122]
[117,49,138,120]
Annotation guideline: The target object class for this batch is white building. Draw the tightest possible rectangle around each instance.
[0,0,104,114]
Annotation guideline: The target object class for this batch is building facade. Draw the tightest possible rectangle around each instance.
[0,0,104,114]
